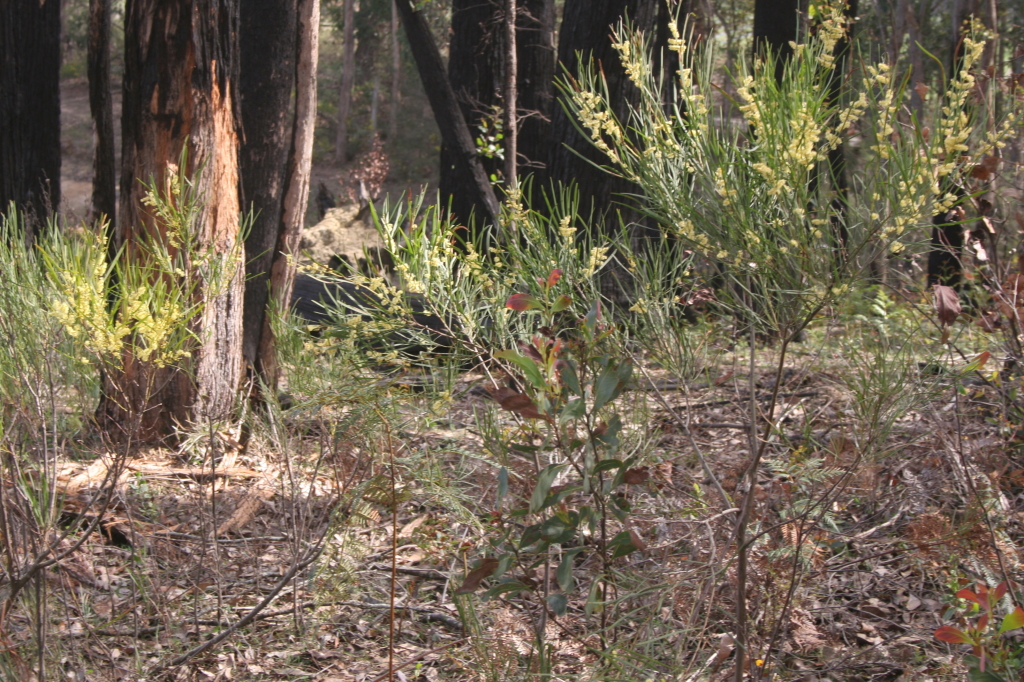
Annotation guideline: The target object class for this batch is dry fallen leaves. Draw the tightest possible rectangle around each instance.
[933,285,961,342]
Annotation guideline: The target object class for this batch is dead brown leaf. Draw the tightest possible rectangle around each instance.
[454,557,500,594]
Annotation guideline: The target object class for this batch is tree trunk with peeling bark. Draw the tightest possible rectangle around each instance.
[88,0,117,229]
[106,0,246,439]
[0,0,61,231]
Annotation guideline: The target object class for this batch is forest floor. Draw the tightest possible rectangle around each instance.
[20,337,1024,682]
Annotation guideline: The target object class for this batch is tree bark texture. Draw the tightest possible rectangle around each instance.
[239,0,298,373]
[927,0,980,288]
[753,0,802,82]
[255,0,320,388]
[440,0,503,230]
[389,0,401,142]
[546,0,662,228]
[112,0,246,438]
[0,0,61,229]
[515,0,555,184]
[89,0,117,229]
[397,0,500,231]
[335,0,356,164]
[439,0,552,225]
[504,0,518,190]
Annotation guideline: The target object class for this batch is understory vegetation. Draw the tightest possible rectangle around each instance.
[4,4,1024,681]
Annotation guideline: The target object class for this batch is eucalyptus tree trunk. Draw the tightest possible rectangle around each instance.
[389,0,401,142]
[546,0,662,229]
[335,0,356,164]
[239,0,298,377]
[926,0,980,289]
[255,0,320,389]
[398,0,500,233]
[504,0,518,190]
[108,0,246,439]
[88,0,117,229]
[0,0,61,231]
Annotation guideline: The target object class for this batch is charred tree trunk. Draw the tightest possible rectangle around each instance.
[88,0,117,229]
[398,0,500,234]
[753,0,802,82]
[239,0,298,379]
[389,0,401,142]
[825,0,857,254]
[108,0,246,439]
[926,0,980,289]
[516,0,555,194]
[547,0,662,228]
[335,0,356,164]
[0,0,61,230]
[255,0,320,388]
[440,0,502,230]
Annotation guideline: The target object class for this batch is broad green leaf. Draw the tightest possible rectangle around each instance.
[530,463,566,513]
[592,365,621,412]
[592,458,623,474]
[496,467,508,508]
[484,580,529,600]
[999,606,1024,633]
[609,530,641,558]
[551,294,573,313]
[495,349,546,390]
[560,397,585,423]
[548,593,568,616]
[968,669,1006,682]
[561,359,581,395]
[557,547,586,592]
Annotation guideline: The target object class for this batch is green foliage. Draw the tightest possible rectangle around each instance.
[564,4,1021,340]
[935,582,1024,681]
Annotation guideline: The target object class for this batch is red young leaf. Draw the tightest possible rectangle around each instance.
[455,557,501,594]
[506,293,543,311]
[994,582,1009,601]
[934,626,974,644]
[957,588,981,604]
[546,269,563,288]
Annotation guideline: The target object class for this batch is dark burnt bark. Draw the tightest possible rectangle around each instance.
[0,0,61,230]
[109,0,245,439]
[926,0,980,289]
[440,0,503,230]
[336,0,356,163]
[546,0,662,228]
[397,0,500,233]
[516,0,555,194]
[440,0,553,221]
[825,0,857,254]
[89,0,117,229]
[753,0,802,82]
[255,0,320,389]
[239,0,298,373]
